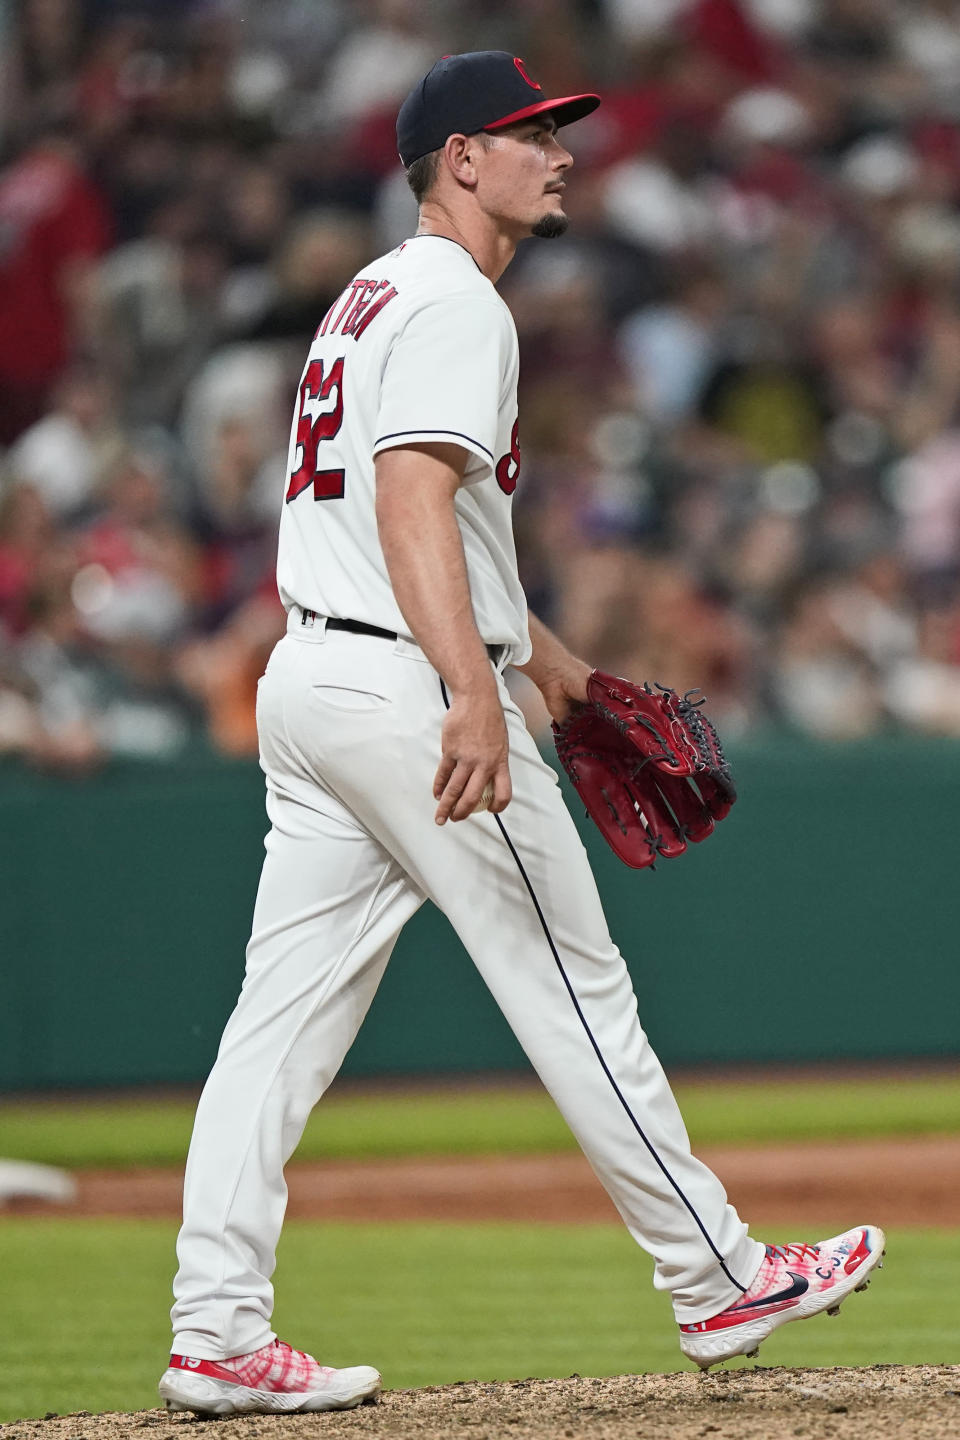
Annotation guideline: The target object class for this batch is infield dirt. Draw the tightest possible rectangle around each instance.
[10,1135,959,1227]
[3,1367,958,1440]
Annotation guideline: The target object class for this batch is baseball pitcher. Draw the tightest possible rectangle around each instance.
[159,52,884,1417]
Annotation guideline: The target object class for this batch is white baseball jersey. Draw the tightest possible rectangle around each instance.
[276,234,531,664]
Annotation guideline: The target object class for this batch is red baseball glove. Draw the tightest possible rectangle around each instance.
[552,671,736,869]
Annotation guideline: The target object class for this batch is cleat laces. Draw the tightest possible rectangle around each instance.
[764,1242,820,1265]
[224,1339,336,1391]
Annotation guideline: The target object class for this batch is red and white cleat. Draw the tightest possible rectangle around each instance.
[679,1225,886,1371]
[158,1338,381,1414]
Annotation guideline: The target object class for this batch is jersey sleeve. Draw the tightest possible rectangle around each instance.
[373,296,510,473]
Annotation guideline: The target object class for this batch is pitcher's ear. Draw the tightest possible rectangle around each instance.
[444,132,483,186]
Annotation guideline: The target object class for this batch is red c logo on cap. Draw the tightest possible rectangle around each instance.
[514,57,541,91]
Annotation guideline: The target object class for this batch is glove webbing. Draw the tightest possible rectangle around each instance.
[669,687,733,782]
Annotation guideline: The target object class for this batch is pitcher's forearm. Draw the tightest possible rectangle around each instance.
[518,612,591,691]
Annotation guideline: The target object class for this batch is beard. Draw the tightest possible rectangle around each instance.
[531,211,569,239]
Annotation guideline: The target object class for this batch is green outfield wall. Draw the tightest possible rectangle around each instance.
[1,738,957,1090]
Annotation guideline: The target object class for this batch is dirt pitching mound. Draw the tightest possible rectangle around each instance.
[5,1366,959,1440]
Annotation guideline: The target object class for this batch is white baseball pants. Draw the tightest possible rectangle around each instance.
[171,617,763,1358]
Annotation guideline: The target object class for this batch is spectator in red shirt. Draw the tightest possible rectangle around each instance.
[0,121,112,445]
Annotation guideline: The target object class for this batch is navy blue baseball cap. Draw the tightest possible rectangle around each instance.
[397,51,600,168]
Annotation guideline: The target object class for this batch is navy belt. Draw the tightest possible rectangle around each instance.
[300,610,505,666]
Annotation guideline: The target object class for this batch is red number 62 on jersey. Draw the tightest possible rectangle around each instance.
[496,418,521,495]
[286,356,346,502]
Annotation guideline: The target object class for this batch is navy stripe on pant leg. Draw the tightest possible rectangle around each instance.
[437,676,747,1293]
[493,810,747,1293]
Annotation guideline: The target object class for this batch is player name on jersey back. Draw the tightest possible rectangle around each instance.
[276,235,532,665]
[317,278,399,342]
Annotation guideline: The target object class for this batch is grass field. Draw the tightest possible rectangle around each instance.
[0,1220,955,1424]
[1,1073,956,1424]
[2,1070,959,1168]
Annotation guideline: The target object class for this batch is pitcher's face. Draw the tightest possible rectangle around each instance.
[474,117,574,240]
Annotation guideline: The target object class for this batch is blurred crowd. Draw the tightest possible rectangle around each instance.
[4,0,960,768]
